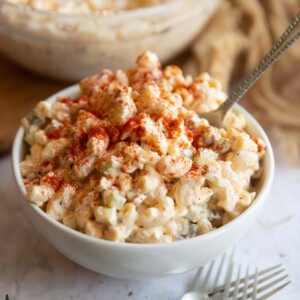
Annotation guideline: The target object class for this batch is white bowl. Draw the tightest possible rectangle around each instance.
[0,0,220,81]
[12,85,274,280]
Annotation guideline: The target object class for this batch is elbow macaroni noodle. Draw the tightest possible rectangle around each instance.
[20,51,266,243]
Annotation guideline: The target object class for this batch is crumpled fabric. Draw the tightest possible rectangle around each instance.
[180,0,300,163]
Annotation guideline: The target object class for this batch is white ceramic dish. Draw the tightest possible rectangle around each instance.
[12,85,274,280]
[0,0,220,81]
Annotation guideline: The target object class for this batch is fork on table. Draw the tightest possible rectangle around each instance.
[181,252,291,300]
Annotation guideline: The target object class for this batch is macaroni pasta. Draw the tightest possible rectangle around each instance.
[20,51,265,243]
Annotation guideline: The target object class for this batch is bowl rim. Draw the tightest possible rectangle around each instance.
[12,84,275,249]
[1,0,186,19]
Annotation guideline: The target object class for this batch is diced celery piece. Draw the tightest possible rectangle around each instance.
[104,190,126,210]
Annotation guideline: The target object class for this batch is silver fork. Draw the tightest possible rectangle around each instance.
[229,265,291,300]
[181,253,291,300]
[199,11,300,127]
[181,251,235,300]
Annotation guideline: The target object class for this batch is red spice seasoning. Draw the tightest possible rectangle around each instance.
[43,174,64,191]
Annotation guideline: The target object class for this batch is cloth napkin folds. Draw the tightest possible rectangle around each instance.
[181,0,300,163]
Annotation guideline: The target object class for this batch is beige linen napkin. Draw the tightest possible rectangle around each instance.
[181,0,300,163]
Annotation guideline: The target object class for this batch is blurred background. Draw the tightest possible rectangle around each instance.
[0,0,299,162]
[0,1,299,299]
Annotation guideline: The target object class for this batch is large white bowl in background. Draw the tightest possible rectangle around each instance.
[0,0,220,81]
[12,85,274,280]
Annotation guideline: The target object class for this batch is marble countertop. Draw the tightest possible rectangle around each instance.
[1,155,299,300]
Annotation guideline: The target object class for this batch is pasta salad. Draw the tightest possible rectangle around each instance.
[20,51,265,243]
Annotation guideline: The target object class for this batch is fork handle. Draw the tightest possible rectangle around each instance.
[218,11,300,116]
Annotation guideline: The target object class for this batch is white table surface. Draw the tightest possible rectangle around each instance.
[1,154,299,300]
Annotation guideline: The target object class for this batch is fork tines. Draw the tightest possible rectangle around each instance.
[194,251,290,300]
[230,264,291,300]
